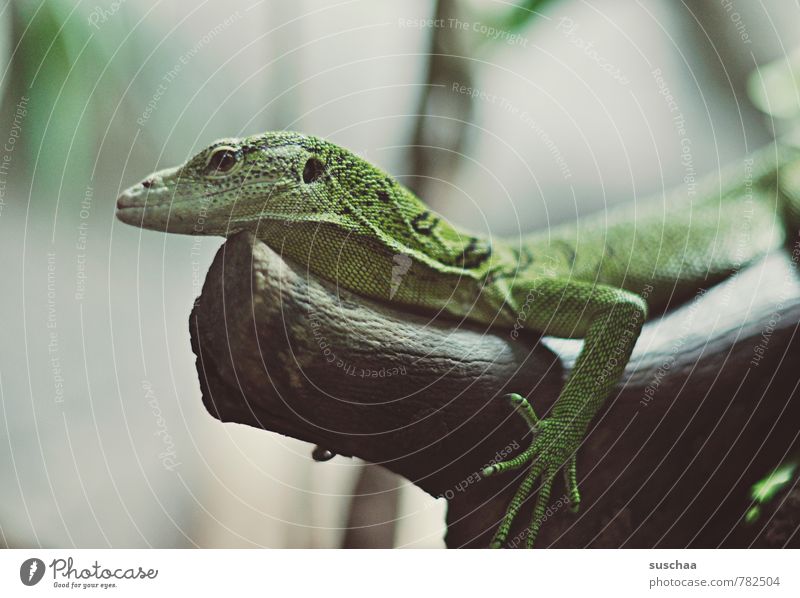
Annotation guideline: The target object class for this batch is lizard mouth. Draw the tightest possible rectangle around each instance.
[116,189,167,211]
[115,177,206,233]
[116,185,171,226]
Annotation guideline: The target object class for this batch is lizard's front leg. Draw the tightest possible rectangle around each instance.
[484,279,647,548]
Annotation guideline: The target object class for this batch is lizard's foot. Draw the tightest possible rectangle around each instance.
[483,393,582,548]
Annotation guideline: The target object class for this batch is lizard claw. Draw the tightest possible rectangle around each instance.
[564,454,581,513]
[505,392,540,427]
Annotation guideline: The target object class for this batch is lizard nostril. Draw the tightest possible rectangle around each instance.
[142,178,154,189]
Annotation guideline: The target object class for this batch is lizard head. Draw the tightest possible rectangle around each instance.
[116,131,356,236]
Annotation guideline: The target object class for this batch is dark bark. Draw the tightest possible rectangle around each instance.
[190,231,800,548]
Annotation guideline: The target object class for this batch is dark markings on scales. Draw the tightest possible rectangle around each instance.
[411,211,440,235]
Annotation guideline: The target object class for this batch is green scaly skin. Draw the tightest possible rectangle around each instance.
[117,131,800,548]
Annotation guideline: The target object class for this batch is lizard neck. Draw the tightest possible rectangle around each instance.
[318,147,495,275]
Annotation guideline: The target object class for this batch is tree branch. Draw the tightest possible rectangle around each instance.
[190,232,800,548]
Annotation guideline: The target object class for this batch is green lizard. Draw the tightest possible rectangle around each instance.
[117,131,800,548]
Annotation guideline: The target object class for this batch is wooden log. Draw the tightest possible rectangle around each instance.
[190,231,800,548]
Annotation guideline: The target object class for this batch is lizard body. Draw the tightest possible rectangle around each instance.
[117,131,800,547]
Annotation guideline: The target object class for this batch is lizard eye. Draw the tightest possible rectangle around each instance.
[302,157,326,184]
[205,146,239,177]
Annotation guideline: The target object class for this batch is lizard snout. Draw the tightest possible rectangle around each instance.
[116,188,145,210]
[116,166,180,211]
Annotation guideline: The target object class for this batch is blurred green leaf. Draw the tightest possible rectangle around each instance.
[495,0,558,34]
[748,48,800,121]
[2,0,125,208]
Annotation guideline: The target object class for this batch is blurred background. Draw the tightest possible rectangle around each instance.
[0,0,799,548]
